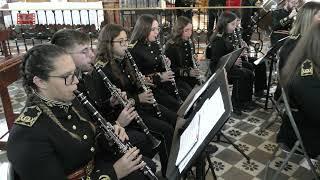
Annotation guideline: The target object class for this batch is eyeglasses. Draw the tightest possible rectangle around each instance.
[48,69,81,85]
[69,47,93,56]
[112,39,129,47]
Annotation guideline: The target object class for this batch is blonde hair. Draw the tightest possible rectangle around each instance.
[290,1,320,36]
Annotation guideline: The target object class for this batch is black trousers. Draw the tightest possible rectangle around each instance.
[137,108,175,175]
[229,64,254,107]
[153,86,182,112]
[248,57,267,94]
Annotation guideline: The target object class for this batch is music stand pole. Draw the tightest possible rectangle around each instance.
[264,53,276,109]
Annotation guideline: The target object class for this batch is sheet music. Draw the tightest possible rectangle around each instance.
[178,88,225,172]
[184,73,216,116]
[175,113,200,166]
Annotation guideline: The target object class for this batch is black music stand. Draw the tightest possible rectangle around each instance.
[166,69,233,180]
[217,47,245,72]
[254,36,288,109]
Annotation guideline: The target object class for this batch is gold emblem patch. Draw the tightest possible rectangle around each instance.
[15,106,42,127]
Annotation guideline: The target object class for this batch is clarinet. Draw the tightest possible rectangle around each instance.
[92,62,161,149]
[188,38,205,85]
[235,27,249,62]
[156,39,183,104]
[125,50,162,118]
[73,90,158,180]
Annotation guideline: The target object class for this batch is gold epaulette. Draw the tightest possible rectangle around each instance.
[301,59,313,77]
[94,57,109,68]
[128,41,138,49]
[14,106,42,127]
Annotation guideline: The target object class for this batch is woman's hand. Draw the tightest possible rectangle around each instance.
[113,147,145,179]
[116,105,138,127]
[159,71,175,82]
[138,90,155,104]
[113,124,129,142]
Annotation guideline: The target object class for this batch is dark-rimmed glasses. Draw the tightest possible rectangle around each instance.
[48,69,81,85]
[112,39,129,47]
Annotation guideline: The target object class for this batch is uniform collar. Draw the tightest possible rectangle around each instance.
[35,91,71,112]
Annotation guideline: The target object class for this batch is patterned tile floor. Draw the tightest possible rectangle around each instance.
[1,79,320,179]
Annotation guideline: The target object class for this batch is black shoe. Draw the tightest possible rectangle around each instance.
[233,108,243,116]
[242,101,257,112]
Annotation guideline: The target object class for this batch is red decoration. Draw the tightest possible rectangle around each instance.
[17,13,35,25]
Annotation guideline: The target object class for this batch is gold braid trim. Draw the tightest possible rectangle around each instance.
[38,104,81,141]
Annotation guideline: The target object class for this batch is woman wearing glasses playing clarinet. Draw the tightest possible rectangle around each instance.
[165,16,205,100]
[129,14,182,112]
[51,28,156,159]
[7,44,156,180]
[88,24,175,178]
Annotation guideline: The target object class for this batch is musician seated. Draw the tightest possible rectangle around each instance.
[51,29,155,158]
[274,1,320,100]
[7,44,156,180]
[165,16,203,100]
[91,24,175,178]
[271,0,298,46]
[207,11,255,115]
[277,23,320,158]
[129,14,182,111]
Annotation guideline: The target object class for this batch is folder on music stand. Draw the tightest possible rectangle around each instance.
[166,69,232,179]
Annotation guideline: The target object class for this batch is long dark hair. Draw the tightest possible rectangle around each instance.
[170,16,192,44]
[96,24,137,87]
[21,44,68,95]
[130,14,157,44]
[281,22,320,88]
[209,11,237,42]
[97,24,126,62]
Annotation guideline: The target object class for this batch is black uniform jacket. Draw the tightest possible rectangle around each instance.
[287,73,320,156]
[165,40,195,78]
[208,34,234,73]
[7,95,117,180]
[271,8,293,31]
[129,40,166,86]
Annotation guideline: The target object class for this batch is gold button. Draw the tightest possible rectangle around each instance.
[67,115,72,120]
[90,147,95,152]
[150,51,153,54]
[83,135,88,140]
[72,125,76,130]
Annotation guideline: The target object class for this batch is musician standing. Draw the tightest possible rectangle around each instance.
[207,11,255,115]
[129,14,182,111]
[7,44,155,180]
[279,22,320,157]
[51,29,155,158]
[270,0,298,46]
[165,16,202,99]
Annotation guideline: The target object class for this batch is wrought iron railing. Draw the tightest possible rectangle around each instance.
[0,2,260,58]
